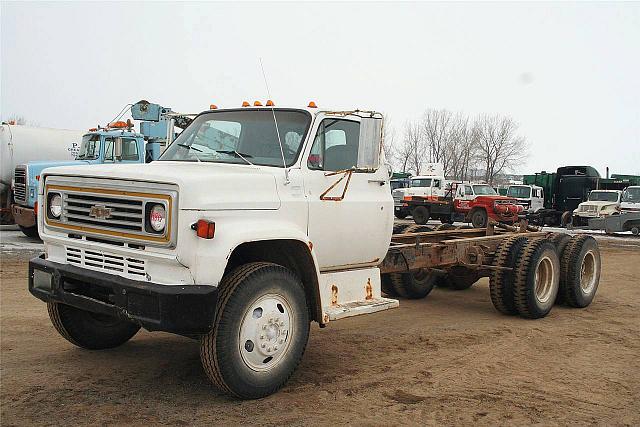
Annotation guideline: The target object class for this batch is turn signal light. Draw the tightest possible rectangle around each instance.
[254,101,263,106]
[308,101,317,108]
[242,101,250,107]
[266,100,275,106]
[192,219,215,239]
[209,104,218,110]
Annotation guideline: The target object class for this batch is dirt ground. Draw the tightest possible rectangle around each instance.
[1,240,639,426]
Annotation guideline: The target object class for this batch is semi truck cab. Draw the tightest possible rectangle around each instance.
[621,186,640,212]
[506,184,544,213]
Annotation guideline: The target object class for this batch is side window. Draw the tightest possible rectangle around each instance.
[465,185,473,195]
[308,119,360,171]
[433,179,441,188]
[104,138,114,161]
[121,139,139,161]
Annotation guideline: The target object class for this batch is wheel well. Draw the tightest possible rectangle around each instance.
[225,240,322,323]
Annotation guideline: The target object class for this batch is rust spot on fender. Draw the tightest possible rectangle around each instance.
[308,241,313,251]
[331,284,338,306]
[365,278,373,300]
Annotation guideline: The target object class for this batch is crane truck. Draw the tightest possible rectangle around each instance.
[11,101,194,237]
[28,103,601,399]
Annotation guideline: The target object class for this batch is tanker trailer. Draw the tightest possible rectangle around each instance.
[0,123,83,224]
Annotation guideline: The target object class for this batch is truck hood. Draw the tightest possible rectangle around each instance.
[41,161,281,210]
[475,195,517,203]
[577,201,619,209]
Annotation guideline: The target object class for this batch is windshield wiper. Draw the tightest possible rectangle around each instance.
[215,150,254,165]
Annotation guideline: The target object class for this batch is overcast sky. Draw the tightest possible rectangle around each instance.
[2,1,639,175]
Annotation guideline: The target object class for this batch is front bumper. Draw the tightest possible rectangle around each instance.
[11,204,36,228]
[29,255,218,335]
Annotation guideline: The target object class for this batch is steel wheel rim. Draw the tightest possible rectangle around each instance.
[238,293,294,372]
[534,255,555,303]
[580,251,597,294]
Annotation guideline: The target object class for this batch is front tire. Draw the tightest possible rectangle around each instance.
[412,206,430,225]
[394,211,408,220]
[47,302,140,350]
[200,262,309,399]
[470,209,488,228]
[389,269,437,299]
[19,225,39,238]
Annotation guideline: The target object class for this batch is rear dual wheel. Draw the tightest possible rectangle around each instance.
[383,269,437,299]
[559,235,601,308]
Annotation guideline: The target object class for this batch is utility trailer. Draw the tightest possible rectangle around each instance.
[379,221,601,319]
[580,211,640,235]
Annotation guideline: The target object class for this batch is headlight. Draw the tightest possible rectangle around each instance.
[48,193,62,218]
[148,204,166,232]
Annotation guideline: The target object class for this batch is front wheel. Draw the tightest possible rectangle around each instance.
[412,206,430,225]
[470,209,488,228]
[394,211,408,220]
[19,225,40,239]
[200,262,309,399]
[47,302,140,350]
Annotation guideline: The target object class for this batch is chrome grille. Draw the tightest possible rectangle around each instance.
[581,205,597,213]
[63,193,144,231]
[66,246,146,277]
[13,166,27,203]
[494,199,516,205]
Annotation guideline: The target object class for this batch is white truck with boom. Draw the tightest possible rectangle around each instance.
[29,103,602,399]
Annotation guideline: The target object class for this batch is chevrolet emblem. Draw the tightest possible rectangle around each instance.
[89,204,112,220]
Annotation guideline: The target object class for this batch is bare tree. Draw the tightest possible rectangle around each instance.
[475,114,528,185]
[445,114,478,181]
[402,119,426,174]
[421,109,454,168]
[3,115,27,125]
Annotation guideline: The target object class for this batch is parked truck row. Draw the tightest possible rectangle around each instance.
[27,104,602,399]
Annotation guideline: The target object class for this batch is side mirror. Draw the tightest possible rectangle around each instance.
[114,137,123,160]
[357,117,382,170]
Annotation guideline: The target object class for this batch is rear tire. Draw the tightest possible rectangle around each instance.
[490,236,529,315]
[381,273,399,297]
[513,240,560,319]
[389,269,437,299]
[560,211,573,227]
[470,209,488,228]
[559,235,601,308]
[394,211,408,220]
[412,206,430,225]
[47,302,140,350]
[19,225,39,238]
[200,262,309,399]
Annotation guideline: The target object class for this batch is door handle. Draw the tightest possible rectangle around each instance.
[368,179,386,186]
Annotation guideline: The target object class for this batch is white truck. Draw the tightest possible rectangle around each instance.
[392,163,446,219]
[29,104,602,399]
[506,184,544,214]
[620,186,640,212]
[571,190,622,227]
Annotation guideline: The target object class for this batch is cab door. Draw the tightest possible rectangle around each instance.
[303,113,393,270]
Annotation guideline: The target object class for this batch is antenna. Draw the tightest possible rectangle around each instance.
[259,58,290,184]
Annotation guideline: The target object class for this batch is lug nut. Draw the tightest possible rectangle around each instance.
[261,343,266,348]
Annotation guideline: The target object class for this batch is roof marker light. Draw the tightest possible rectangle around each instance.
[308,101,317,108]
[254,101,263,106]
[209,104,218,110]
[242,101,250,107]
[266,100,275,106]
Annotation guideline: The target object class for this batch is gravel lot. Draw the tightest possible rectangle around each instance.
[1,233,639,426]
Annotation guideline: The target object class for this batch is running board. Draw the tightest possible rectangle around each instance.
[325,297,399,321]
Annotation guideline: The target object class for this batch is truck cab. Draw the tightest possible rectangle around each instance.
[454,183,522,228]
[11,126,147,237]
[620,186,640,212]
[507,184,544,213]
[392,166,445,219]
[29,104,395,399]
[572,189,622,226]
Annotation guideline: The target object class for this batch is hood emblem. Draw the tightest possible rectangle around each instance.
[89,204,113,220]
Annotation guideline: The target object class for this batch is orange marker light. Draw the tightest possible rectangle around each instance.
[308,101,317,108]
[266,100,275,106]
[88,127,97,132]
[254,101,263,106]
[209,104,218,110]
[192,219,215,239]
[36,175,40,181]
[242,101,250,107]
[109,121,128,128]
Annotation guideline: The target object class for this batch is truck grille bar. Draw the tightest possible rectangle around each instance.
[63,193,144,232]
[13,166,27,203]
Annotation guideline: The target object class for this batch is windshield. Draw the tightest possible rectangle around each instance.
[472,184,497,195]
[391,180,408,190]
[77,134,101,160]
[507,186,531,198]
[588,191,619,202]
[411,178,432,187]
[159,110,311,167]
[622,187,640,203]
